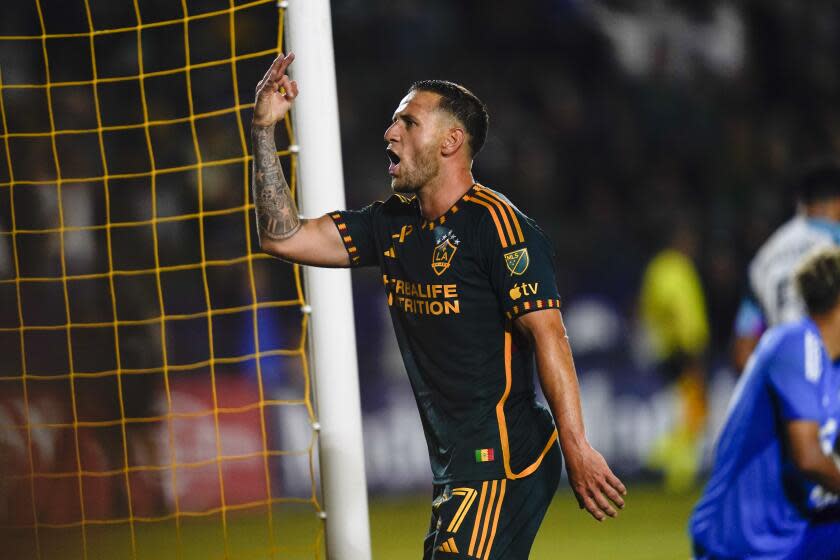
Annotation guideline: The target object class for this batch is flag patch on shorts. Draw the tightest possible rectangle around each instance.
[475,448,495,462]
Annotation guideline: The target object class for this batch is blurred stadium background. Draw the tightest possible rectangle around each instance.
[1,0,839,558]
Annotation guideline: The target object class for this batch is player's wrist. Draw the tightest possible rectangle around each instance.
[557,431,589,452]
[251,118,278,130]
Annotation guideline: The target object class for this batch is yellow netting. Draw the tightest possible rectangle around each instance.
[0,1,322,559]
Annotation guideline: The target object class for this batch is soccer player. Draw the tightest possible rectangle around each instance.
[732,160,840,372]
[250,53,626,558]
[690,248,840,560]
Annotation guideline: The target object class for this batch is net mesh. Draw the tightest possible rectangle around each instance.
[0,1,322,558]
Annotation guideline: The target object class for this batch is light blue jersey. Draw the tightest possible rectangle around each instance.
[735,217,840,339]
[690,319,840,559]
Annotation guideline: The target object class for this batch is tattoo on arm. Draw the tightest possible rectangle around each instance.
[252,124,301,241]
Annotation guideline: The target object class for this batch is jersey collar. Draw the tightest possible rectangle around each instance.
[420,183,479,231]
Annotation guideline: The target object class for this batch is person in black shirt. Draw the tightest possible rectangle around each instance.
[250,53,626,559]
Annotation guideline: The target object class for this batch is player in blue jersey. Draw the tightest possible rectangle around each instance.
[248,53,626,558]
[690,248,840,559]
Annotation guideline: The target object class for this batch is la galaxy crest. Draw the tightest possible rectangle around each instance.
[504,248,529,276]
[432,226,460,276]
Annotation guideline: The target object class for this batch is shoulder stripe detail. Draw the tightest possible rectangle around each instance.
[477,187,525,244]
[466,195,510,248]
[473,190,517,246]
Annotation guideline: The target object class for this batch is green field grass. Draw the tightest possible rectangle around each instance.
[3,485,700,559]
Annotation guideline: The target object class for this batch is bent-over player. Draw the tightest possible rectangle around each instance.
[690,248,840,559]
[251,53,626,559]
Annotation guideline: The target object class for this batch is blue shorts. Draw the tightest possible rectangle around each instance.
[786,520,840,560]
[692,521,840,560]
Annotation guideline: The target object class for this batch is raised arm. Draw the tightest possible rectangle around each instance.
[251,53,349,267]
[515,309,627,521]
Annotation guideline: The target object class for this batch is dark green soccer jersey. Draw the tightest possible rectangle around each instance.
[330,184,560,483]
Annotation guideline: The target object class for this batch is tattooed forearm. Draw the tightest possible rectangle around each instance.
[252,124,301,241]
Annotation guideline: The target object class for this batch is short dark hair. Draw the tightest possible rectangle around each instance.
[796,248,840,315]
[795,158,840,203]
[409,80,489,158]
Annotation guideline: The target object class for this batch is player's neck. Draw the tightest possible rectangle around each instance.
[417,168,475,221]
[813,309,840,360]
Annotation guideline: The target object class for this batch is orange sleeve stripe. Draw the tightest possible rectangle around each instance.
[474,189,516,247]
[478,188,525,244]
[505,299,562,319]
[329,212,362,266]
[466,196,509,248]
[482,479,507,560]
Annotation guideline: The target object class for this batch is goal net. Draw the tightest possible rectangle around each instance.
[0,1,323,558]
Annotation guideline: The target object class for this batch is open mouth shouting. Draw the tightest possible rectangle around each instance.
[386,148,401,176]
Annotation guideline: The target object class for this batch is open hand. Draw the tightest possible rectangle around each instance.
[253,52,299,127]
[566,443,627,521]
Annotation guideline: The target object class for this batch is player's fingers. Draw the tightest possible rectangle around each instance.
[275,51,295,77]
[260,59,277,83]
[256,78,278,98]
[258,55,284,89]
[607,472,627,496]
[590,488,617,518]
[581,494,606,522]
[256,69,279,94]
[601,482,625,509]
[281,79,298,100]
[277,75,293,97]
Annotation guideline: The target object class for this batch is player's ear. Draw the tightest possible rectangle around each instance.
[441,127,466,157]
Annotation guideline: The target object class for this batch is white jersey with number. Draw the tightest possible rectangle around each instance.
[748,216,840,326]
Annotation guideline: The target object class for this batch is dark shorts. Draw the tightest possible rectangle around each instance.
[423,444,562,560]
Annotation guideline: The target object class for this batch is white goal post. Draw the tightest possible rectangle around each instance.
[285,1,373,559]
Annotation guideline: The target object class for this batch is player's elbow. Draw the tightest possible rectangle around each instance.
[259,234,295,261]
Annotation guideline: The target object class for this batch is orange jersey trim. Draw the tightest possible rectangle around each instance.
[496,325,559,479]
[329,212,362,265]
